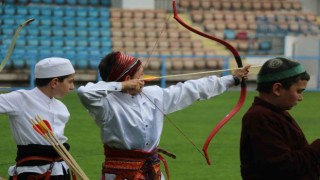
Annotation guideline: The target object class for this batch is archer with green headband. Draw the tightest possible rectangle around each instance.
[240,57,320,179]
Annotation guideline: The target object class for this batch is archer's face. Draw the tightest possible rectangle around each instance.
[54,74,75,98]
[132,66,144,80]
[277,79,307,110]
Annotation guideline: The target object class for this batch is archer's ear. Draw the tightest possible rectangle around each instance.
[272,82,282,96]
[50,78,59,88]
[123,75,131,81]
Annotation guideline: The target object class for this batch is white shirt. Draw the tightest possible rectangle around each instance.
[0,87,70,176]
[77,75,234,151]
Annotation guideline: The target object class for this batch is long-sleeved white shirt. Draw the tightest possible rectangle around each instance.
[77,75,234,152]
[0,87,70,176]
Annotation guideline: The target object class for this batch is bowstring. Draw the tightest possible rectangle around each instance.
[140,0,205,158]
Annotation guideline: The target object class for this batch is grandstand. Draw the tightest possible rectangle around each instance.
[0,0,319,88]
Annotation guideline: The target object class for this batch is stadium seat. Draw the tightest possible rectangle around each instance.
[40,27,52,36]
[16,6,28,15]
[3,18,16,26]
[39,37,52,47]
[11,55,25,69]
[29,7,41,16]
[16,38,27,47]
[64,17,76,27]
[76,18,88,27]
[53,18,64,27]
[3,5,15,15]
[76,8,88,18]
[52,27,65,37]
[224,29,236,39]
[99,8,110,18]
[40,7,52,17]
[64,37,77,47]
[88,18,100,27]
[40,18,53,26]
[64,28,77,37]
[88,28,101,37]
[65,7,76,17]
[52,38,64,47]
[88,37,101,47]
[53,7,65,17]
[27,28,40,36]
[27,37,40,46]
[77,29,89,37]
[76,38,89,47]
[65,0,77,5]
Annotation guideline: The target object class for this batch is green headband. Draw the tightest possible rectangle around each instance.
[257,64,306,83]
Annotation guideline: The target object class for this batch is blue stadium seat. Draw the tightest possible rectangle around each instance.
[77,29,89,37]
[39,37,52,47]
[54,0,66,5]
[65,28,77,37]
[40,7,52,16]
[30,0,42,3]
[65,0,77,5]
[89,59,100,69]
[52,27,65,37]
[101,40,112,49]
[99,8,110,18]
[53,7,65,17]
[76,8,88,18]
[64,17,76,27]
[52,38,64,47]
[101,0,111,6]
[64,37,77,47]
[3,18,16,26]
[53,18,64,27]
[100,20,110,28]
[38,48,52,58]
[16,6,28,15]
[88,8,99,17]
[40,27,52,36]
[88,28,100,37]
[27,28,40,36]
[27,37,40,46]
[88,37,101,47]
[51,47,65,56]
[89,0,100,6]
[11,55,26,69]
[40,18,53,26]
[87,18,100,27]
[2,26,14,35]
[76,38,88,47]
[259,41,272,51]
[65,7,76,17]
[224,29,235,39]
[28,6,41,16]
[76,18,88,27]
[4,5,16,15]
[100,29,111,37]
[16,38,27,46]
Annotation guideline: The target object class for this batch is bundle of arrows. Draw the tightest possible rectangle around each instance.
[30,115,89,180]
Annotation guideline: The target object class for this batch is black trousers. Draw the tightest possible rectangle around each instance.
[9,167,71,180]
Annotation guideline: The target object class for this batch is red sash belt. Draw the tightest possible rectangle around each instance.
[103,145,176,180]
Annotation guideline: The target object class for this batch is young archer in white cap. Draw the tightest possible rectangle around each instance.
[77,51,250,180]
[0,57,75,180]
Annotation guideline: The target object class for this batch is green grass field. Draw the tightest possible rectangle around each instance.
[0,91,319,179]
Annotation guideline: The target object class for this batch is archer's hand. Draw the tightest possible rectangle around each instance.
[233,65,251,80]
[121,79,145,95]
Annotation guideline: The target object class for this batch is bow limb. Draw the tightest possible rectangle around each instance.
[0,18,34,72]
[172,1,246,165]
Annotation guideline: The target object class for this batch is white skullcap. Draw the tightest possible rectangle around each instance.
[35,57,75,78]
